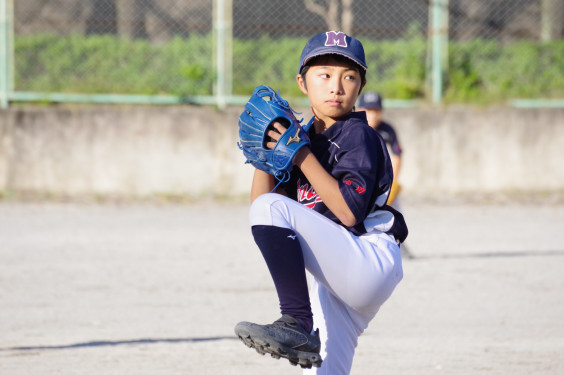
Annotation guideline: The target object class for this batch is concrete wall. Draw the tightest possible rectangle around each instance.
[386,106,564,195]
[1,105,563,198]
[0,105,253,198]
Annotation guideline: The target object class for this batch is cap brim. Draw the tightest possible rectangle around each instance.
[301,49,367,71]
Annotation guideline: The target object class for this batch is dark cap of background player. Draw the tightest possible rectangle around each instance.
[298,31,367,74]
[358,91,383,110]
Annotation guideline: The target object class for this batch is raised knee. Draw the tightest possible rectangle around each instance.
[250,193,278,214]
[249,193,285,227]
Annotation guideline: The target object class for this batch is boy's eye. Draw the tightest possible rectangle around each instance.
[319,73,330,79]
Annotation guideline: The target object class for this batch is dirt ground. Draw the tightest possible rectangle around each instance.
[1,197,563,375]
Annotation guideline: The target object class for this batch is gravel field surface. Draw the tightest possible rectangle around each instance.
[1,199,563,374]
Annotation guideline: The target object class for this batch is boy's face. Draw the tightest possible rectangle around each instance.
[297,56,365,126]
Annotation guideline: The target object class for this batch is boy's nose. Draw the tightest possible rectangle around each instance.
[330,79,344,95]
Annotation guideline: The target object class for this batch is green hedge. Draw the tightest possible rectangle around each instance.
[445,38,564,103]
[16,33,215,96]
[14,33,564,103]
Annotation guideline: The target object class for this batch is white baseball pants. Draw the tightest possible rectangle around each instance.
[249,193,403,375]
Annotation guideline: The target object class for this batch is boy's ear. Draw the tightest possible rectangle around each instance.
[296,74,308,95]
[358,80,367,95]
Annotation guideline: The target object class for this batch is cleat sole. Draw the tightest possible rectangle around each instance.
[235,323,323,368]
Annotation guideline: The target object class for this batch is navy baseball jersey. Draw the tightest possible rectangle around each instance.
[283,112,407,241]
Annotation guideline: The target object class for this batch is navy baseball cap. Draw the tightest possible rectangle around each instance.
[298,31,367,73]
[358,91,383,109]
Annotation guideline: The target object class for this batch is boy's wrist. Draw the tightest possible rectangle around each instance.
[293,147,311,168]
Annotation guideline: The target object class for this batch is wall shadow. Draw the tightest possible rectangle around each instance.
[2,336,237,352]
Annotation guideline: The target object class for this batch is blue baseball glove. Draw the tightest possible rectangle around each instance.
[238,85,311,182]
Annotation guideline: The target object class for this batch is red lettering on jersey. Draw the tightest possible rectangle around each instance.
[344,179,366,194]
[297,179,322,209]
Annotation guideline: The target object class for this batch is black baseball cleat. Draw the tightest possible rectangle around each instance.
[234,314,323,369]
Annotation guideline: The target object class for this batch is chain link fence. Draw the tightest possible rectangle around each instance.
[445,0,564,104]
[1,0,563,107]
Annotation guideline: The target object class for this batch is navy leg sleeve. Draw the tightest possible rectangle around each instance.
[251,225,313,333]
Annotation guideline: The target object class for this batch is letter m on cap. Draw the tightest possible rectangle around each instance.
[325,31,348,47]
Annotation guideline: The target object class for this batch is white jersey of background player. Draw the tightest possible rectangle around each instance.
[235,31,408,375]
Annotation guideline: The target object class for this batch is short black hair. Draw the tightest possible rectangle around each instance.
[299,54,367,91]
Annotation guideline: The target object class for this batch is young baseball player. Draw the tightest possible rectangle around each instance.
[357,92,403,209]
[235,31,407,374]
[356,92,414,259]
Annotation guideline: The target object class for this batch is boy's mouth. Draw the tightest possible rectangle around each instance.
[326,99,342,106]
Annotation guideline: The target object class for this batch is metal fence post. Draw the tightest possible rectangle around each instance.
[0,0,13,108]
[214,0,233,110]
[541,0,559,42]
[429,0,448,105]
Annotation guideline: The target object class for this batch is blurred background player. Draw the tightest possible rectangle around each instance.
[357,92,413,258]
[357,91,403,209]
